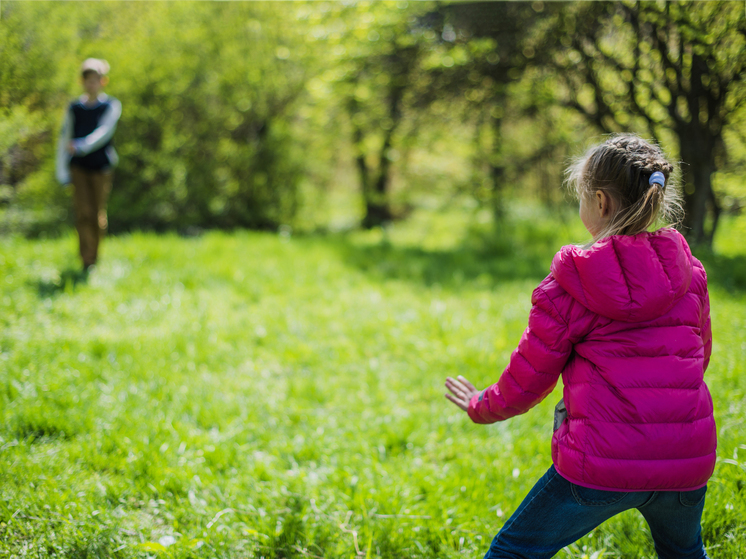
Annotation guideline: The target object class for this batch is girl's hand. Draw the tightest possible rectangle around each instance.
[445,375,480,412]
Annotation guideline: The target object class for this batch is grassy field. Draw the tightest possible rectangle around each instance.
[1,207,745,558]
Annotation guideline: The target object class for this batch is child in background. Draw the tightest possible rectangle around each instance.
[56,58,122,272]
[446,135,715,559]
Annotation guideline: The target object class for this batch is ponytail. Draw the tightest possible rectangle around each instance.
[566,135,683,240]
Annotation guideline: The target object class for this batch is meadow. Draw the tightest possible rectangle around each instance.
[1,206,745,558]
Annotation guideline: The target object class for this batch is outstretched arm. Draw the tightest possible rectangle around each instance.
[445,375,480,411]
[701,287,712,373]
[446,282,575,423]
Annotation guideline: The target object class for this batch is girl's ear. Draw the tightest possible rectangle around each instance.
[101,76,110,87]
[595,190,612,217]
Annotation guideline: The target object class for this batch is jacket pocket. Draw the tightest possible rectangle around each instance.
[679,485,707,508]
[571,484,629,507]
[553,398,567,433]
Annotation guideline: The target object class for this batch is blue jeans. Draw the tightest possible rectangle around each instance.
[485,466,709,559]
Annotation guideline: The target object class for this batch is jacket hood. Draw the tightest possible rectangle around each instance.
[550,228,693,322]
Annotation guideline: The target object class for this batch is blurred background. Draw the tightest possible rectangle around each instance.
[3,3,746,555]
[1,0,745,247]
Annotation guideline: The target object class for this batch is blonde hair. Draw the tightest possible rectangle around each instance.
[566,134,683,240]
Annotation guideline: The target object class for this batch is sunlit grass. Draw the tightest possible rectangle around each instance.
[1,207,745,558]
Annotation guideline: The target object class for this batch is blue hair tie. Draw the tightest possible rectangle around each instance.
[649,171,665,188]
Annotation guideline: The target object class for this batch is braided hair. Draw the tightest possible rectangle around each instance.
[566,134,683,239]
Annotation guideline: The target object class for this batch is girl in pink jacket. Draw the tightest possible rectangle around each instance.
[446,135,715,559]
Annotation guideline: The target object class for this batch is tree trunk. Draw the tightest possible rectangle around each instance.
[362,79,405,229]
[675,48,724,249]
[348,108,375,222]
[489,113,506,221]
[678,132,719,248]
[362,127,395,229]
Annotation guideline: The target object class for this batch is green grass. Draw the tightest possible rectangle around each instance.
[1,206,745,558]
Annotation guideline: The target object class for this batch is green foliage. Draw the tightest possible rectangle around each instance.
[316,2,439,226]
[0,2,84,236]
[0,1,745,243]
[1,206,745,557]
[106,3,309,231]
[533,0,746,245]
[0,2,311,234]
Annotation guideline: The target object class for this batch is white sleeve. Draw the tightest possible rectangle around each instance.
[55,108,73,185]
[72,98,122,155]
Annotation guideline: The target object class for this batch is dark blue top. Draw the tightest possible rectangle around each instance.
[70,98,116,170]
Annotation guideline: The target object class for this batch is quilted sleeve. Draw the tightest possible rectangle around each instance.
[55,107,73,185]
[691,258,712,373]
[701,285,712,373]
[468,282,574,424]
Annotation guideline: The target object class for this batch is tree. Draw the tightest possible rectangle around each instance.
[107,2,310,231]
[0,2,312,234]
[434,1,556,219]
[316,2,438,228]
[347,42,420,228]
[541,1,746,246]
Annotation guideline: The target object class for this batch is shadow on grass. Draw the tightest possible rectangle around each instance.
[330,223,560,289]
[335,241,552,288]
[693,251,746,293]
[35,267,88,297]
[333,225,746,293]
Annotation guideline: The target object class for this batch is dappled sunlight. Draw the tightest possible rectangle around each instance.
[1,0,745,556]
[2,209,746,556]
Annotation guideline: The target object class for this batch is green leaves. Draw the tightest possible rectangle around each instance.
[538,1,746,245]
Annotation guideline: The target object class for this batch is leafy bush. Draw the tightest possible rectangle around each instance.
[0,2,309,235]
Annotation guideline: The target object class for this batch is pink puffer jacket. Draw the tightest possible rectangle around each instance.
[468,228,715,491]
